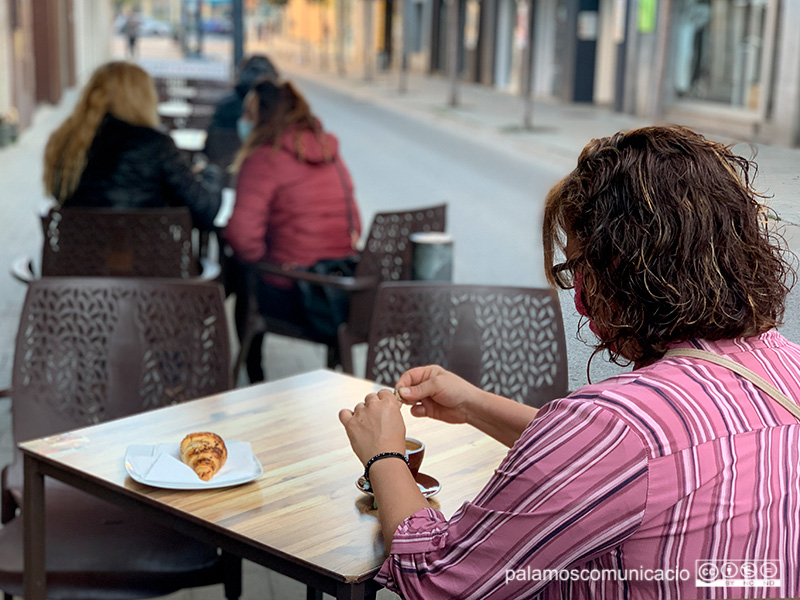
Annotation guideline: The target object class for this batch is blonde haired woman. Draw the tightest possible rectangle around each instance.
[43,61,221,229]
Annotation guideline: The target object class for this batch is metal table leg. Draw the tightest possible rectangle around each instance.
[335,581,377,600]
[23,454,46,600]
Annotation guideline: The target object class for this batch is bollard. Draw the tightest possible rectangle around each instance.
[410,232,453,281]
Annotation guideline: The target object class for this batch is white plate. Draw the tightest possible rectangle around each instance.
[124,441,263,490]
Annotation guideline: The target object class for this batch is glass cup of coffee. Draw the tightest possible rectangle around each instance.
[405,437,425,478]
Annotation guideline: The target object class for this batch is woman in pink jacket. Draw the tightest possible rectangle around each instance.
[224,79,361,382]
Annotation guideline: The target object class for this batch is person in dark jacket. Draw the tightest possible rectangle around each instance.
[224,79,361,382]
[203,54,279,172]
[43,61,222,230]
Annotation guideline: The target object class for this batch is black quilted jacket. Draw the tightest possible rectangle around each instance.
[62,114,223,230]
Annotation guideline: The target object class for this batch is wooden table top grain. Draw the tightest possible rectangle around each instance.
[20,369,509,584]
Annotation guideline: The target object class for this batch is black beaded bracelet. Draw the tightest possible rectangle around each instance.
[364,451,408,483]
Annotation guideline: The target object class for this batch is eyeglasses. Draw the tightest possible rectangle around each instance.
[551,260,578,290]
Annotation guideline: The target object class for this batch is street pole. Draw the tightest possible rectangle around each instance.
[195,0,204,57]
[521,0,536,129]
[651,0,672,119]
[399,0,411,92]
[612,0,629,113]
[336,0,347,75]
[399,50,409,93]
[180,0,189,56]
[363,0,374,80]
[446,0,460,107]
[233,0,244,69]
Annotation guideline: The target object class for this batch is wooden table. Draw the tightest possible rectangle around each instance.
[158,100,193,119]
[166,85,199,100]
[21,370,508,600]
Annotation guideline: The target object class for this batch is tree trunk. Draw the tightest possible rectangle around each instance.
[446,0,459,106]
[337,0,347,75]
[521,0,536,129]
[363,0,374,80]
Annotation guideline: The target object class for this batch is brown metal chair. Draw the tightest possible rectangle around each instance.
[365,282,569,408]
[231,204,447,381]
[11,207,220,283]
[0,278,240,600]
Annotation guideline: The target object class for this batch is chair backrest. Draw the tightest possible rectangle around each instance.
[346,204,447,338]
[365,282,569,408]
[41,207,199,278]
[11,278,231,443]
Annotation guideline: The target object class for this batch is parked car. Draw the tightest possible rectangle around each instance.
[201,18,233,34]
[114,14,172,36]
[139,17,173,36]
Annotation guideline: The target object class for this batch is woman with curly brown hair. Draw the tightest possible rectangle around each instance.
[339,126,800,599]
[43,61,222,230]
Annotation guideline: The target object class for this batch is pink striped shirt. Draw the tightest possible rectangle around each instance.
[376,331,800,599]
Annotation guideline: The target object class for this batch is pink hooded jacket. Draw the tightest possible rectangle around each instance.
[224,126,361,289]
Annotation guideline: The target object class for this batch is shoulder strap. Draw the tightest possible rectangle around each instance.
[664,348,800,421]
[333,158,358,251]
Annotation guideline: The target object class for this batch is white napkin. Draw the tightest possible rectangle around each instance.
[127,441,256,485]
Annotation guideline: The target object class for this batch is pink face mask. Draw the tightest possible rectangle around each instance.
[573,272,602,338]
[573,272,589,317]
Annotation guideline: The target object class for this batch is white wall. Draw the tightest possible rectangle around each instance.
[73,0,114,85]
[494,0,514,88]
[769,0,800,146]
[532,0,556,96]
[0,0,12,116]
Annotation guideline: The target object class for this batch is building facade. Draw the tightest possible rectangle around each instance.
[400,0,800,147]
[0,0,112,136]
[264,0,799,146]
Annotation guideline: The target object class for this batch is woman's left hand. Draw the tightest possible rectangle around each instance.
[338,389,406,465]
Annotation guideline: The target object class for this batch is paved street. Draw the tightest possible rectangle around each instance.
[1,32,800,600]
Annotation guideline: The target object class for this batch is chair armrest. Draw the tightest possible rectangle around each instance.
[10,255,36,284]
[251,261,378,292]
[1,464,16,524]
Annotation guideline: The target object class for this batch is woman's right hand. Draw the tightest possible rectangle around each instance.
[395,366,481,425]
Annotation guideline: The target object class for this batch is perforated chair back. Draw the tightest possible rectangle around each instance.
[366,282,569,408]
[11,278,230,443]
[0,277,239,600]
[41,207,199,278]
[346,204,447,340]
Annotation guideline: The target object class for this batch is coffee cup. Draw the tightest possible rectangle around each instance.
[405,437,425,478]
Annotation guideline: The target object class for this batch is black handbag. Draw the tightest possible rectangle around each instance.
[296,255,359,339]
[296,159,360,340]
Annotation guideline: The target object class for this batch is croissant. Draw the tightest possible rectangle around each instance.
[180,432,227,481]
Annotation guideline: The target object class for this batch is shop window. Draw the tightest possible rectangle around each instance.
[672,0,768,109]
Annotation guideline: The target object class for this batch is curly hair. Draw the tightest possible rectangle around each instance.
[43,61,159,204]
[231,80,331,172]
[543,125,795,366]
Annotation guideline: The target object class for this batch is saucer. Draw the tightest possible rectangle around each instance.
[356,472,441,498]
